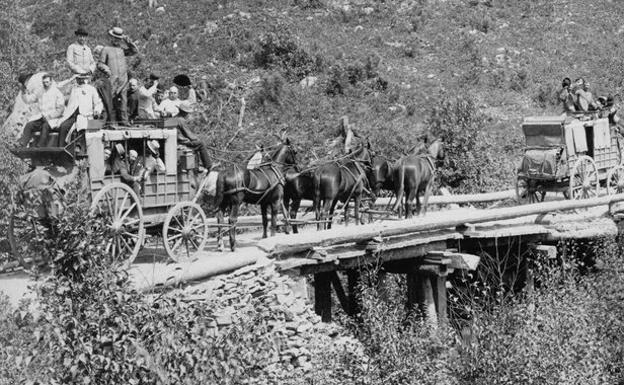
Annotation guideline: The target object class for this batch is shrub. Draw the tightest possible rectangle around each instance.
[427,95,510,192]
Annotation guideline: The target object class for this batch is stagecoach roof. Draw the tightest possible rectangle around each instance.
[522,115,565,147]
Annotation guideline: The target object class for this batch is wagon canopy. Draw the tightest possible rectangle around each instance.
[522,116,565,147]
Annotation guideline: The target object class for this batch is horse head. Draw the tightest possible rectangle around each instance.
[372,157,391,196]
[270,138,298,166]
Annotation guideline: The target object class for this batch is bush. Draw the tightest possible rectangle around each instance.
[427,95,510,192]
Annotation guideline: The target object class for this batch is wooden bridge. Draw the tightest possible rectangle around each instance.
[123,191,624,327]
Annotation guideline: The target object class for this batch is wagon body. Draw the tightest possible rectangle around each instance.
[516,113,624,202]
[9,119,211,267]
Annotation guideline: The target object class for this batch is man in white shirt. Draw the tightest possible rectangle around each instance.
[66,28,96,75]
[137,73,159,119]
[55,73,103,146]
[19,73,65,147]
[157,86,181,117]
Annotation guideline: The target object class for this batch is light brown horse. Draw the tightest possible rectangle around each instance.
[392,139,444,218]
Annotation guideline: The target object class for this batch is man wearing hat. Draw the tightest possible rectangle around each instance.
[137,73,160,119]
[173,74,198,112]
[174,103,212,171]
[97,26,138,125]
[111,143,142,194]
[54,73,103,146]
[142,140,166,179]
[67,27,96,75]
[19,73,65,148]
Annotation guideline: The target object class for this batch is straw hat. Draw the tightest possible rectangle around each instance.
[108,27,125,39]
[114,143,125,156]
[147,140,160,155]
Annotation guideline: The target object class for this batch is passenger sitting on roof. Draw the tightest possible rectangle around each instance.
[559,77,576,113]
[173,74,198,112]
[247,144,266,170]
[136,73,160,119]
[157,86,180,117]
[19,73,65,148]
[574,78,601,112]
[111,143,142,194]
[56,73,103,147]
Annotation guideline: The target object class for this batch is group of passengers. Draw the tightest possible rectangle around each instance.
[17,25,211,172]
[559,77,614,113]
[103,141,165,195]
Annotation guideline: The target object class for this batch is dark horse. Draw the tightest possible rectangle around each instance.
[283,167,315,234]
[392,139,444,218]
[214,140,297,251]
[313,143,374,230]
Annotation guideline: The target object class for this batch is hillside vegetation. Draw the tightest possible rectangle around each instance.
[3,0,624,191]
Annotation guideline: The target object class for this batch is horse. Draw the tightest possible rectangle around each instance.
[312,143,374,230]
[392,139,444,218]
[214,140,297,251]
[283,167,315,234]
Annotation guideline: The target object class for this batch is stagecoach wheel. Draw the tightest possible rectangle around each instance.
[569,155,599,200]
[163,202,209,263]
[8,214,47,270]
[90,183,145,268]
[607,165,624,195]
[515,178,545,204]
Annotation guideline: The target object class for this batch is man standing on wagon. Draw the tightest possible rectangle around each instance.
[66,27,96,76]
[97,27,138,126]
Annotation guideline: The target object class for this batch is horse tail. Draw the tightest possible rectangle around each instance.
[392,160,405,213]
[214,171,225,210]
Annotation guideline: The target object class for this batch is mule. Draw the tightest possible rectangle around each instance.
[313,143,374,230]
[214,140,297,251]
[392,139,444,218]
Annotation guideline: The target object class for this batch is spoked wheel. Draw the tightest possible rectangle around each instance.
[569,155,599,200]
[607,165,624,195]
[90,183,145,268]
[515,177,545,204]
[7,213,48,270]
[163,202,208,263]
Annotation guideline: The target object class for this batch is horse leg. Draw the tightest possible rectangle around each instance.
[406,187,416,219]
[422,182,433,216]
[291,198,301,234]
[343,200,349,226]
[354,194,361,225]
[229,202,240,251]
[327,199,338,230]
[270,200,280,237]
[261,203,269,238]
[315,197,323,231]
[216,209,225,252]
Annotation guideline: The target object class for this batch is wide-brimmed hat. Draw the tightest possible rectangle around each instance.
[75,27,89,36]
[108,27,125,39]
[148,72,160,81]
[173,74,192,87]
[147,140,160,155]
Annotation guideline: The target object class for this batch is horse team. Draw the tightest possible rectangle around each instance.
[213,138,445,251]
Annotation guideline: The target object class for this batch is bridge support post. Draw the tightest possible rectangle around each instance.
[407,264,448,327]
[314,272,332,322]
[347,269,361,316]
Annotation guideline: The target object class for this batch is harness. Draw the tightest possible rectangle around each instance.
[222,162,286,204]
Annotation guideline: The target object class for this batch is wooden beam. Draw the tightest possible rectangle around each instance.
[431,275,448,325]
[347,269,361,316]
[257,194,624,256]
[329,271,350,315]
[314,272,332,322]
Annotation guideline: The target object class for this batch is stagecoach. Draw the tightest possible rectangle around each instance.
[7,119,212,268]
[515,113,624,203]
